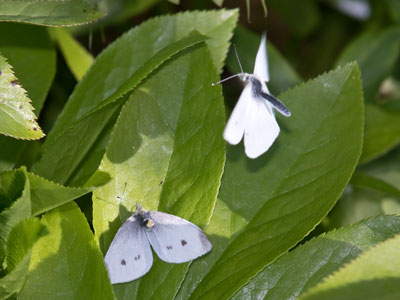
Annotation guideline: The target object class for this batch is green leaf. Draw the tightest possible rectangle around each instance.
[300,234,400,300]
[327,147,400,229]
[177,63,364,300]
[0,253,30,300]
[0,53,44,140]
[0,23,56,171]
[335,27,400,102]
[0,23,56,113]
[0,0,104,26]
[226,25,302,95]
[0,217,46,300]
[52,28,94,81]
[360,103,400,164]
[0,167,95,261]
[350,172,400,199]
[232,215,400,300]
[93,43,225,300]
[326,187,384,229]
[32,10,238,185]
[5,217,47,272]
[18,202,114,300]
[360,146,400,191]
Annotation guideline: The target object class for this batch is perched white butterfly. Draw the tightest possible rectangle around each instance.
[104,203,212,284]
[214,33,291,159]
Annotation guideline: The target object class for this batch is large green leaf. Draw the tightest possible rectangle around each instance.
[300,234,400,300]
[0,217,46,300]
[52,28,94,81]
[360,103,400,164]
[232,215,400,300]
[18,202,114,300]
[32,9,238,185]
[0,54,44,140]
[335,27,400,102]
[0,167,95,262]
[226,25,302,95]
[0,0,104,26]
[93,43,225,300]
[176,63,364,300]
[0,23,56,171]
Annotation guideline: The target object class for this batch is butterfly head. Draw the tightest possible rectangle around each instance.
[239,73,251,82]
[135,203,155,230]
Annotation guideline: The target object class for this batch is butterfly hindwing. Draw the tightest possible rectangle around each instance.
[244,93,280,159]
[104,215,153,284]
[145,211,212,263]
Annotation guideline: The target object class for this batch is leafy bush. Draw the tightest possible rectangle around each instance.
[1,1,400,299]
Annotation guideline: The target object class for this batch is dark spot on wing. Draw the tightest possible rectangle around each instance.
[11,80,18,86]
[134,254,141,261]
[121,259,126,265]
[166,246,173,250]
[181,240,187,246]
[33,127,37,131]
[0,70,2,75]
[18,105,22,110]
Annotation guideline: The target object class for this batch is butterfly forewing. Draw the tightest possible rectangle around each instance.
[223,83,253,145]
[104,215,153,284]
[253,32,269,83]
[145,211,212,263]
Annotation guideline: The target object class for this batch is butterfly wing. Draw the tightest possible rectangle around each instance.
[223,83,253,145]
[253,32,270,83]
[244,96,280,159]
[145,211,212,263]
[104,215,153,284]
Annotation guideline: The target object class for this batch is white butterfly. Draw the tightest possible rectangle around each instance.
[215,33,291,159]
[104,203,212,284]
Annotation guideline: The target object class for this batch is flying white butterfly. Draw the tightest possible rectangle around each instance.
[104,203,212,284]
[213,33,291,159]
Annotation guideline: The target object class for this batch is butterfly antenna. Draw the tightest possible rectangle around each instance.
[233,44,244,73]
[116,182,128,201]
[211,74,242,86]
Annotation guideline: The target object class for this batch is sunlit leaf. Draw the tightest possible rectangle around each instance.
[93,43,225,300]
[232,216,400,300]
[0,0,104,26]
[0,54,44,140]
[300,234,400,300]
[18,202,114,300]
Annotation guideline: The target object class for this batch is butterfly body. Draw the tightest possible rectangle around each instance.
[104,204,212,284]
